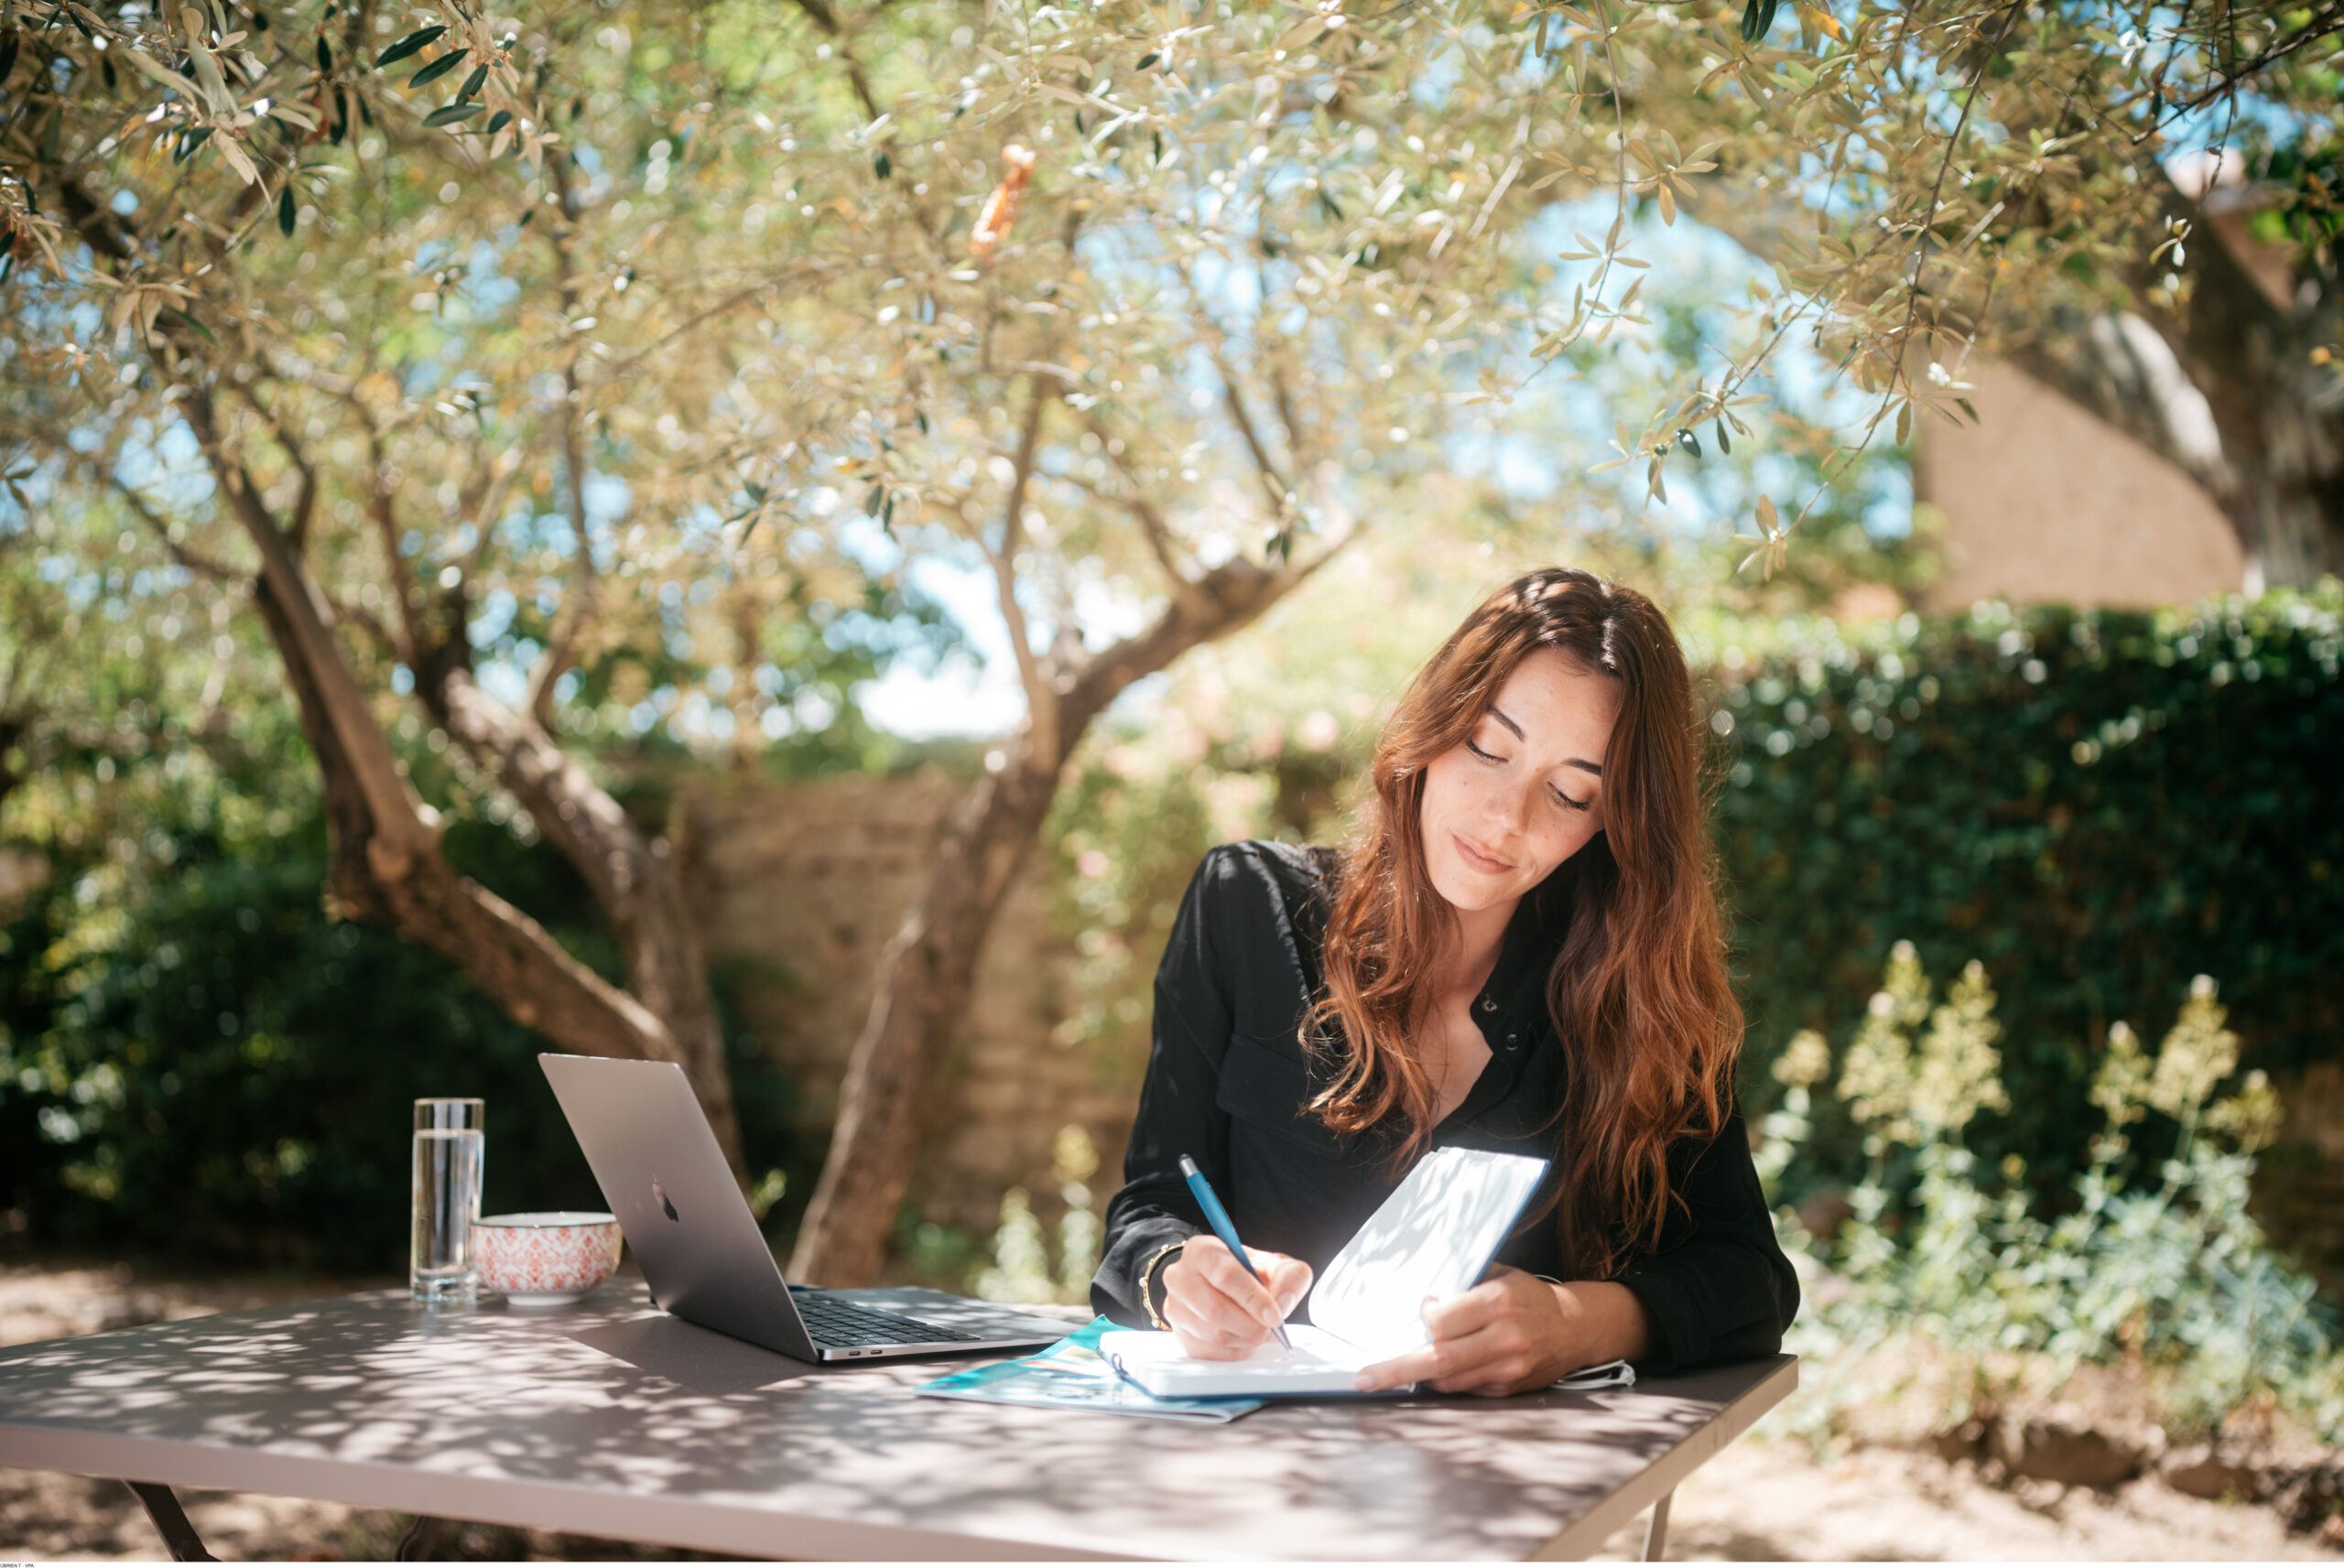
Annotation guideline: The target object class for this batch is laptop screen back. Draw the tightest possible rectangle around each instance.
[537,1053,815,1358]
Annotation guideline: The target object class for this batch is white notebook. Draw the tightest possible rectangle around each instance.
[1099,1146,1549,1398]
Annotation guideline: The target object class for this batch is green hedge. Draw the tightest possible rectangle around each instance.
[1715,587,2343,1192]
[0,817,805,1271]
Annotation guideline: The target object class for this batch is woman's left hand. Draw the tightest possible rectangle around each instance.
[1351,1266,1653,1397]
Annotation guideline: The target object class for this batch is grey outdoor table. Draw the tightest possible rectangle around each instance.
[0,1281,1794,1561]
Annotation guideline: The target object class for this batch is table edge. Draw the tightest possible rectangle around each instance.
[0,1427,1150,1563]
[1522,1354,1799,1562]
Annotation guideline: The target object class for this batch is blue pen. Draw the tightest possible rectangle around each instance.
[1178,1153,1293,1349]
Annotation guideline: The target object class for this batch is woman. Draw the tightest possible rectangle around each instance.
[1091,568,1797,1396]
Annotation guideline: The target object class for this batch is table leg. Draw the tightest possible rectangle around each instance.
[396,1514,446,1560]
[122,1480,217,1563]
[1640,1487,1673,1562]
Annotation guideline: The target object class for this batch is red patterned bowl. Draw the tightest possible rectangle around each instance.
[472,1212,623,1306]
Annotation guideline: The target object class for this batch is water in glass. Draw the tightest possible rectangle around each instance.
[411,1099,484,1303]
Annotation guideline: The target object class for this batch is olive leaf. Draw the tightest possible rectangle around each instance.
[158,305,214,341]
[123,46,202,103]
[408,50,465,89]
[374,26,444,68]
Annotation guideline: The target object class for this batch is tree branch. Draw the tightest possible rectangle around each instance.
[608,267,824,376]
[989,382,1057,767]
[530,150,602,728]
[233,381,319,548]
[113,481,244,582]
[184,387,438,874]
[786,0,884,122]
[457,444,520,582]
[188,389,722,1098]
[1268,362,1311,472]
[1892,0,2027,384]
[1061,514,1353,762]
[358,416,426,671]
[433,660,748,1174]
[1204,340,1294,513]
[2137,5,2344,135]
[1078,412,1195,589]
[326,592,406,664]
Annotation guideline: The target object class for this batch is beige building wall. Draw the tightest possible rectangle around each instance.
[1912,361,2245,610]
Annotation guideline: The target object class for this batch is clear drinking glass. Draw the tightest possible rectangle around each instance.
[411,1098,484,1303]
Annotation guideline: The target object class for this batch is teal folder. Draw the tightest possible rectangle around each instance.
[914,1315,1264,1423]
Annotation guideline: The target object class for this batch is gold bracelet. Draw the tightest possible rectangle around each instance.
[1140,1240,1187,1330]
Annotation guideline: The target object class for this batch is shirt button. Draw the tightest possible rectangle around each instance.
[1478,997,1496,1013]
[1505,1033,1520,1050]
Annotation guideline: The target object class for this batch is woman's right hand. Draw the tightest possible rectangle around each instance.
[1159,1237,1312,1359]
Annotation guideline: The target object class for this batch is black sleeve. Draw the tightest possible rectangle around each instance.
[1089,850,1238,1325]
[1612,1111,1801,1374]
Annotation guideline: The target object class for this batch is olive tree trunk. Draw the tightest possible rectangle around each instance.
[2014,190,2344,589]
[175,387,746,1176]
[788,537,1340,1286]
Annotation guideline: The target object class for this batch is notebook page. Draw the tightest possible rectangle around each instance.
[1307,1147,1550,1358]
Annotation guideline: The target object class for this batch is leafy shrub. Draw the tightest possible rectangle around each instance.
[1763,944,2343,1446]
[1713,587,2344,1203]
[0,816,804,1271]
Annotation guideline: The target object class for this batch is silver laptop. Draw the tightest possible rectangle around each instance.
[539,1053,1069,1362]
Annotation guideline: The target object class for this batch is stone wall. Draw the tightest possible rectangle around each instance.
[679,771,1143,1252]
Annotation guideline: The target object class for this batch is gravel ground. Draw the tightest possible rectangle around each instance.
[1596,1441,2344,1562]
[2,1257,2339,1562]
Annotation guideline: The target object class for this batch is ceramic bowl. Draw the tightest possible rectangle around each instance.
[472,1211,623,1306]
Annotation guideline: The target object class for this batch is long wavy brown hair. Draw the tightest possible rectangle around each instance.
[1306,568,1741,1279]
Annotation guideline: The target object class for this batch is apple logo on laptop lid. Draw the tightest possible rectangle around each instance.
[651,1175,680,1222]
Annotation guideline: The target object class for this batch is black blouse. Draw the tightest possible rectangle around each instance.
[1090,840,1799,1374]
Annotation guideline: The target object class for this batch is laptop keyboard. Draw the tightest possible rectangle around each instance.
[791,1291,989,1348]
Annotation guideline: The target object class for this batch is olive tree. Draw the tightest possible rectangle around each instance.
[0,0,940,1170]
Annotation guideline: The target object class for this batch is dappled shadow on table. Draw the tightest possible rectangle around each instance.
[0,1283,1735,1559]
